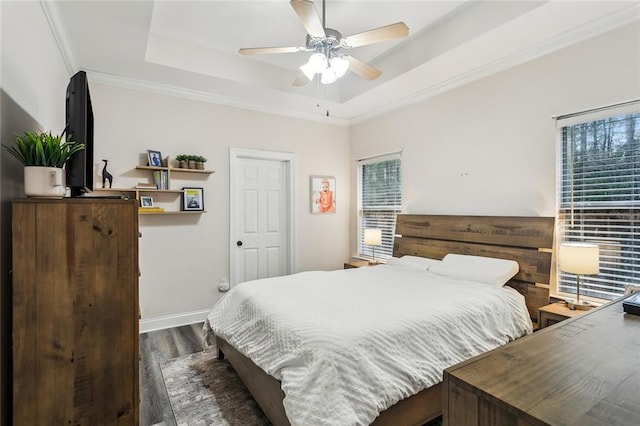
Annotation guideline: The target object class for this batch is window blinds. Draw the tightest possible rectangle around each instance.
[558,109,640,300]
[357,153,402,260]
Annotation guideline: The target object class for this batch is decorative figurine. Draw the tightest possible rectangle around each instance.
[102,159,113,188]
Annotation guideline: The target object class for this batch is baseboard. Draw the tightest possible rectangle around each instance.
[139,309,210,334]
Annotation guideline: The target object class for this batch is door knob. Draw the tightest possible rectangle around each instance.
[236,240,243,247]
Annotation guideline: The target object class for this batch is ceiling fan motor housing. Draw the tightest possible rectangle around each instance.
[306,28,344,57]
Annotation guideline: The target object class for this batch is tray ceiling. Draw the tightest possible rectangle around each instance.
[47,1,639,124]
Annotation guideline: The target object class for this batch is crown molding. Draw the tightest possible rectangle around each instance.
[350,4,639,125]
[40,0,77,76]
[39,0,347,126]
[41,0,638,127]
[86,71,350,127]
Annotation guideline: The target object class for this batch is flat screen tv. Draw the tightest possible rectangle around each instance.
[65,70,94,197]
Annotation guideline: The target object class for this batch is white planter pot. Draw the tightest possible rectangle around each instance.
[24,166,66,198]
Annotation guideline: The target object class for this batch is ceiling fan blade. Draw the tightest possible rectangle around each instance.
[343,22,409,48]
[346,56,382,80]
[290,0,326,38]
[292,71,310,87]
[239,46,302,56]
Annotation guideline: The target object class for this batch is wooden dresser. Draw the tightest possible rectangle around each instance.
[12,199,139,425]
[443,296,640,425]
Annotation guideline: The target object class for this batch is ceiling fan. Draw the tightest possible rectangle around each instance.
[239,0,409,86]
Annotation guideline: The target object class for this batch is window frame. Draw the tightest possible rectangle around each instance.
[356,152,402,262]
[555,101,640,302]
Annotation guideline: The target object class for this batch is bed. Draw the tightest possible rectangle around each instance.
[205,215,555,426]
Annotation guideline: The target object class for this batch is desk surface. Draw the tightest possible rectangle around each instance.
[444,296,640,425]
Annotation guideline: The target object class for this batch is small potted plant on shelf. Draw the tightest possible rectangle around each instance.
[196,156,207,170]
[187,155,197,169]
[3,130,85,198]
[175,154,188,169]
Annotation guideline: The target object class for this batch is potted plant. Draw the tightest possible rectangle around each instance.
[175,154,188,169]
[187,155,197,169]
[3,130,85,198]
[196,156,207,170]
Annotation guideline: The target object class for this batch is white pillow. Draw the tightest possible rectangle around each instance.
[385,255,441,270]
[429,253,519,286]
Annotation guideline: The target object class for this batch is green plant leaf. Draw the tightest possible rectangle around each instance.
[2,130,85,167]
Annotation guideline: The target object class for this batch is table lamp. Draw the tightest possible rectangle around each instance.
[364,228,382,265]
[559,242,599,310]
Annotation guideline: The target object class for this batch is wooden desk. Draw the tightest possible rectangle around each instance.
[443,296,640,426]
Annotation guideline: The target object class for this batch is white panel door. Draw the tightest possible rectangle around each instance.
[234,157,288,284]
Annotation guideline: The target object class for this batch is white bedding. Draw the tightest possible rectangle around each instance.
[206,263,533,426]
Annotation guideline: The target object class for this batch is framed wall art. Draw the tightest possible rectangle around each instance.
[140,196,154,208]
[183,187,204,211]
[310,175,336,214]
[147,150,163,167]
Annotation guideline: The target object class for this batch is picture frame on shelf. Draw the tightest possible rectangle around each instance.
[183,187,204,211]
[147,150,163,167]
[310,175,336,214]
[140,196,154,208]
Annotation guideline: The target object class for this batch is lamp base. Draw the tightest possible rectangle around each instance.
[565,299,592,311]
[368,260,380,265]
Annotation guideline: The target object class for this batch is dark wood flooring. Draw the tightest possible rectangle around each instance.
[139,322,205,426]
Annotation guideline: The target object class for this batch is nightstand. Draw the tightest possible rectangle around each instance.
[344,259,375,269]
[538,302,588,329]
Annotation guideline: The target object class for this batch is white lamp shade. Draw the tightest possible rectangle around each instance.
[331,56,350,78]
[364,228,382,246]
[308,52,327,70]
[300,53,349,84]
[299,62,316,81]
[559,242,600,275]
[300,53,327,81]
[320,69,338,85]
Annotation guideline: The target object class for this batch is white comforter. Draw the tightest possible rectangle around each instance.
[206,263,532,426]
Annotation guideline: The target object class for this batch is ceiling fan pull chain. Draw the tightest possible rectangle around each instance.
[325,82,330,116]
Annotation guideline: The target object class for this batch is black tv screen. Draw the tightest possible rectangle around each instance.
[65,70,94,197]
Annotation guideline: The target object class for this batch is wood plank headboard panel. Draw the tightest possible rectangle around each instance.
[394,215,554,250]
[393,214,555,321]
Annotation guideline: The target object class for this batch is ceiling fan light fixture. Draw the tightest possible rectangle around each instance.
[331,56,349,78]
[240,1,410,88]
[320,68,338,85]
[308,52,327,72]
[300,62,317,81]
[300,52,327,81]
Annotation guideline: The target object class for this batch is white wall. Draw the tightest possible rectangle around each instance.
[2,3,69,132]
[349,22,640,254]
[90,84,351,325]
[1,2,72,423]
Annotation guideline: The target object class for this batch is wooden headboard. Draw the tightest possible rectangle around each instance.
[393,214,555,321]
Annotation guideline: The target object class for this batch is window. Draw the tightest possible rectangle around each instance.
[557,103,640,301]
[357,153,402,261]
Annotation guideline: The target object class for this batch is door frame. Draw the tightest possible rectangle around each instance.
[229,147,296,285]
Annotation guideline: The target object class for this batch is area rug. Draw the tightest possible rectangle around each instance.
[160,349,270,425]
[161,349,443,426]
